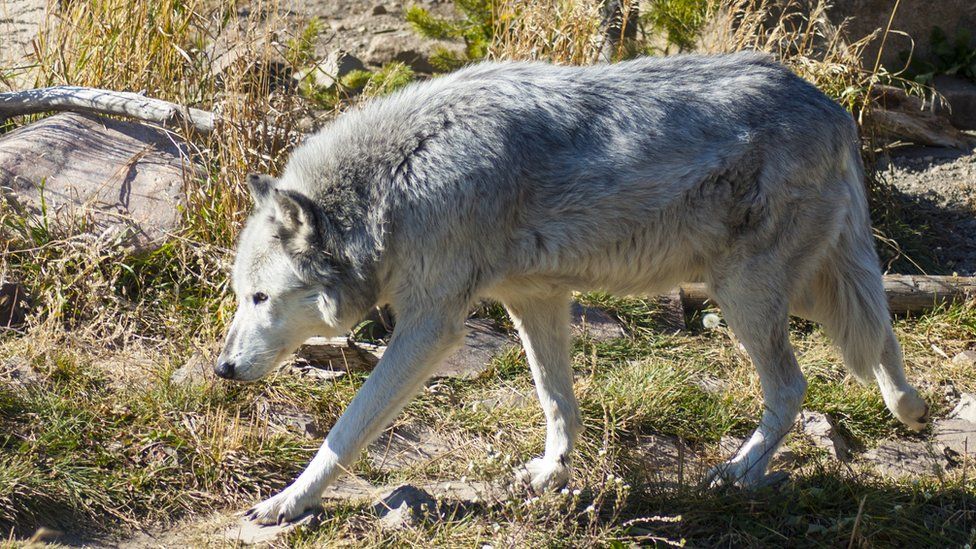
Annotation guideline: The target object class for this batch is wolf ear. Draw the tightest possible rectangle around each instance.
[272,189,319,254]
[247,173,276,205]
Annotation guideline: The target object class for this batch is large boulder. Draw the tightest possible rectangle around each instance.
[0,112,194,250]
[827,1,976,72]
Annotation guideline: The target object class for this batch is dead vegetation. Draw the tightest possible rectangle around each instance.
[1,0,975,546]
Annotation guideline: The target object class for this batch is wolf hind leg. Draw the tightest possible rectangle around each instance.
[706,267,806,488]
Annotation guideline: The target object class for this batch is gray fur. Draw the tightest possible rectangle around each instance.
[218,53,928,524]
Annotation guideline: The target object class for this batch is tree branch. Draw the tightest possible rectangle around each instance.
[0,86,216,133]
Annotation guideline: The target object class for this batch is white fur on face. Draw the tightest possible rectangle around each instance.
[217,215,341,381]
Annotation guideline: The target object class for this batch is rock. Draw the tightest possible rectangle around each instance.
[424,480,494,504]
[0,282,30,329]
[472,386,531,411]
[949,393,976,424]
[373,484,437,529]
[223,511,317,544]
[952,350,976,367]
[436,318,516,379]
[862,439,944,478]
[933,418,976,458]
[297,336,383,372]
[798,410,851,461]
[322,477,379,503]
[368,423,453,473]
[636,433,699,483]
[363,31,462,73]
[571,303,626,341]
[825,1,976,72]
[255,399,326,439]
[0,113,194,251]
[205,24,292,90]
[170,353,211,386]
[294,50,365,90]
[933,76,976,131]
[372,4,388,15]
[693,375,727,395]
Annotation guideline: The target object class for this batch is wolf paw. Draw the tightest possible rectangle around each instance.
[893,390,929,432]
[704,457,768,489]
[244,486,321,525]
[514,457,571,494]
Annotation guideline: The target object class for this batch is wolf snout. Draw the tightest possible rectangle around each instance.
[214,360,236,379]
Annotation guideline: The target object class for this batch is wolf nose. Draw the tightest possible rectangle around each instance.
[214,361,236,379]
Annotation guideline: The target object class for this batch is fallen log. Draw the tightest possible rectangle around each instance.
[0,86,215,133]
[680,275,976,315]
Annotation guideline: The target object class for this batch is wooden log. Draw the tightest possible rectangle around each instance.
[679,275,976,315]
[0,86,216,133]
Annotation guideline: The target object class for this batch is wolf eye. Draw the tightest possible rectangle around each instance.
[252,292,269,305]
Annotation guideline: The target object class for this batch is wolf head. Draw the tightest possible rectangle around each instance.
[215,173,373,381]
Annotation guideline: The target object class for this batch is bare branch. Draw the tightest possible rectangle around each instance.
[0,86,216,133]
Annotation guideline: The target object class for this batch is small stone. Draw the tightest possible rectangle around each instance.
[293,50,365,90]
[862,440,944,478]
[436,319,516,379]
[933,418,976,457]
[571,302,626,341]
[798,410,851,461]
[297,336,383,372]
[949,393,976,424]
[224,511,317,544]
[372,4,388,15]
[170,353,211,386]
[373,485,437,529]
[951,350,976,367]
[368,423,453,472]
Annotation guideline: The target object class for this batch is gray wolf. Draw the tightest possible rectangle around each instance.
[215,53,928,524]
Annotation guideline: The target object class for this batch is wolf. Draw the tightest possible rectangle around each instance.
[216,52,929,524]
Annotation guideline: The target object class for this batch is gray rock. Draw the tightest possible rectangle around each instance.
[368,423,453,472]
[952,350,976,368]
[862,439,944,478]
[436,318,516,379]
[0,113,194,251]
[373,485,437,529]
[798,410,851,461]
[223,511,317,545]
[826,1,976,72]
[255,399,325,439]
[170,353,211,386]
[949,393,976,424]
[636,433,699,484]
[294,50,365,89]
[571,302,627,341]
[363,31,462,73]
[0,281,30,330]
[935,74,976,131]
[933,418,976,458]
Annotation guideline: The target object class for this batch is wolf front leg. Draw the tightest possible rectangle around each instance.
[504,293,581,493]
[244,313,463,524]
